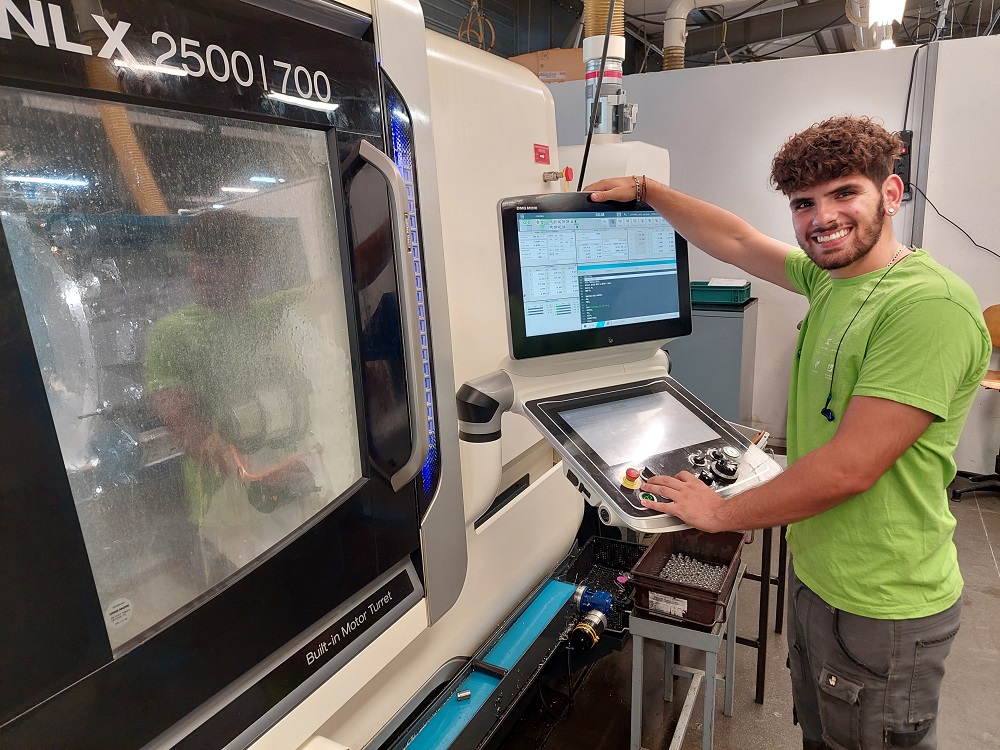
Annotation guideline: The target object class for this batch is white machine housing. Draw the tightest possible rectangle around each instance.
[251,14,583,750]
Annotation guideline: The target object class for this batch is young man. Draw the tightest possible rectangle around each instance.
[146,210,332,583]
[587,116,990,750]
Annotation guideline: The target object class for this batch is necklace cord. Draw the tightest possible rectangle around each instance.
[820,245,908,422]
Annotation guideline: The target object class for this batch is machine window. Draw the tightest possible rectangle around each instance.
[0,87,363,654]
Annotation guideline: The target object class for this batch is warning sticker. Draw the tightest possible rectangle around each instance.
[648,592,687,619]
[106,597,133,629]
[533,143,551,164]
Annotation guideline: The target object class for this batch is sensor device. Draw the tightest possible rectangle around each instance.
[498,193,691,359]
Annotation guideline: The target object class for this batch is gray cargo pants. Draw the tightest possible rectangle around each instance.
[787,562,961,750]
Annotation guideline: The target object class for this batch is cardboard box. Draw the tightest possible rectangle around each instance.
[509,47,586,83]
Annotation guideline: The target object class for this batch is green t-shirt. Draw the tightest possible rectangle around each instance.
[783,248,990,619]
[145,292,307,525]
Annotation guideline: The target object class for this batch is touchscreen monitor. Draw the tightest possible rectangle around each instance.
[561,391,721,467]
[498,192,691,359]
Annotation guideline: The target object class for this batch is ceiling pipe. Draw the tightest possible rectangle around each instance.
[662,0,739,69]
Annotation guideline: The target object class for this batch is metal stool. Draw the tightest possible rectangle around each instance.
[629,564,745,750]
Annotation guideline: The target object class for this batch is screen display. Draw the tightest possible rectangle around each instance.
[515,210,681,337]
[561,390,720,466]
[499,194,691,359]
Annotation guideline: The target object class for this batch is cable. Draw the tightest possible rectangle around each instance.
[902,19,942,42]
[537,644,579,721]
[748,13,847,58]
[821,253,903,421]
[723,0,772,22]
[911,184,1000,260]
[627,0,768,23]
[898,48,998,264]
[627,0,769,24]
[901,43,928,132]
[576,0,616,191]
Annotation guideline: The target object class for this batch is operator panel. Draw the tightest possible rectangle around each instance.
[498,193,691,359]
[476,192,782,533]
[524,377,780,532]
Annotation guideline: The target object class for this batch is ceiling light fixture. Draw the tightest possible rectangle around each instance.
[847,0,901,50]
[4,174,89,188]
[867,0,906,26]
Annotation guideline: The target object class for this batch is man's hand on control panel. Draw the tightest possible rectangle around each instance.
[640,472,728,533]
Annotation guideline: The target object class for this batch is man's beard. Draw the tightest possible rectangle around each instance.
[800,198,886,271]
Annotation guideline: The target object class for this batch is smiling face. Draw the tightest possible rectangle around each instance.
[789,174,892,275]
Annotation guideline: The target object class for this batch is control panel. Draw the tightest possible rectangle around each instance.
[526,377,781,533]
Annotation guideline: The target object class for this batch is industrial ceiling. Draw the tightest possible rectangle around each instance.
[422,0,1000,69]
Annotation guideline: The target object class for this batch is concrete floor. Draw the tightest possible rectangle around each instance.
[497,478,1000,750]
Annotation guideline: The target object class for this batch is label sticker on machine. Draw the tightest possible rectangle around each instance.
[105,597,134,629]
[296,571,415,671]
[533,144,551,164]
[648,592,688,618]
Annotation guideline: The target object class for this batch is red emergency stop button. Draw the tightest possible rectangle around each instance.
[622,468,641,489]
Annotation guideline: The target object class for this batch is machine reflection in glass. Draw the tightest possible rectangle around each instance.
[0,86,363,653]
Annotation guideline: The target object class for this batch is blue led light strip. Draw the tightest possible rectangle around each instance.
[388,96,438,497]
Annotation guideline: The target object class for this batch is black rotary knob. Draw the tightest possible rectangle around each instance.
[689,451,708,467]
[711,459,739,482]
[698,470,715,485]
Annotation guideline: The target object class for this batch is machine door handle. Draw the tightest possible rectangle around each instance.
[357,139,429,492]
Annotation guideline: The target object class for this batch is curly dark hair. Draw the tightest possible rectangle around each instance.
[769,116,903,196]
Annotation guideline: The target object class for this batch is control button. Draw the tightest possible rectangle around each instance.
[599,507,612,524]
[640,467,656,480]
[708,449,724,461]
[722,446,741,459]
[566,469,579,485]
[622,468,641,489]
[689,451,708,467]
[698,470,714,485]
[711,459,739,482]
[640,492,657,503]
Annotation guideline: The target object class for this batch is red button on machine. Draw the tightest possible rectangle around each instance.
[622,468,641,489]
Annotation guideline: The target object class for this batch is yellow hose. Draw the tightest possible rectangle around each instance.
[584,0,625,39]
[83,35,169,216]
[662,45,685,70]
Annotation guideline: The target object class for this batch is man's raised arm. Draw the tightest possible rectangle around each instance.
[586,176,800,293]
